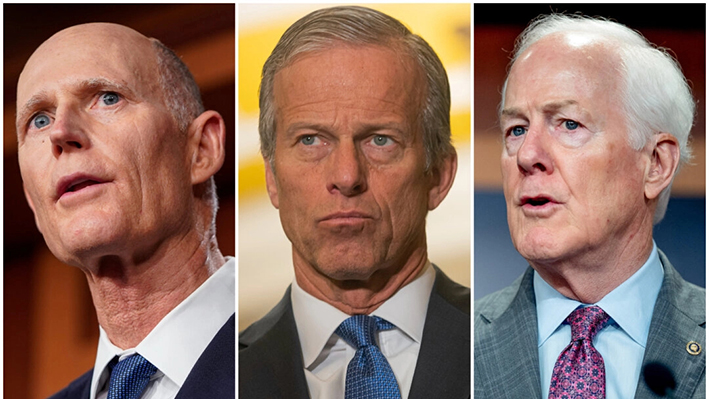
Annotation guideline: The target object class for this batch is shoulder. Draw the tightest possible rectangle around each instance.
[431,264,470,315]
[47,369,93,399]
[657,249,705,322]
[474,267,533,325]
[239,286,293,350]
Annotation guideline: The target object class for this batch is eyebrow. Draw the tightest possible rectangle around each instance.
[500,100,580,120]
[285,121,407,137]
[16,77,136,132]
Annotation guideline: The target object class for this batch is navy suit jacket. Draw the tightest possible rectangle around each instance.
[47,314,235,399]
[239,266,470,398]
[474,251,705,398]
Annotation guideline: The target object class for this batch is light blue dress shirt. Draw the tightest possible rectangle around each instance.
[535,242,664,399]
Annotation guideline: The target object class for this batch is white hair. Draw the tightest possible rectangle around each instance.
[501,14,695,224]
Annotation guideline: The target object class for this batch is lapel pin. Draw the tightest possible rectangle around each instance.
[686,341,701,355]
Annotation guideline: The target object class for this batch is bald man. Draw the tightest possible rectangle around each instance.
[16,23,234,399]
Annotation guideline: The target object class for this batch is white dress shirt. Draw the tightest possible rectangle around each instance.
[535,242,664,399]
[292,262,436,399]
[90,257,235,399]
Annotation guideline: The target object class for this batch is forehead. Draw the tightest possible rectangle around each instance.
[505,33,622,108]
[272,44,425,116]
[17,23,160,106]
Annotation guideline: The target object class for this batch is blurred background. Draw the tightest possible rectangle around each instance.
[474,4,706,299]
[239,3,471,331]
[4,4,235,398]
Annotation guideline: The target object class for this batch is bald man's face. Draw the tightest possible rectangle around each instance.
[16,24,195,266]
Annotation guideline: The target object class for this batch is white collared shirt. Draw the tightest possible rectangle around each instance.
[292,262,436,399]
[535,243,664,399]
[91,257,235,399]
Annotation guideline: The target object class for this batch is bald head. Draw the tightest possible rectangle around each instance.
[15,22,220,266]
[18,22,204,135]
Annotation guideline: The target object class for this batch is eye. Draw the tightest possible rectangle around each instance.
[564,120,579,130]
[371,135,392,146]
[31,114,51,129]
[299,135,317,146]
[100,92,121,106]
[510,126,526,137]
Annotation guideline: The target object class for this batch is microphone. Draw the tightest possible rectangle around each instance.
[643,362,676,397]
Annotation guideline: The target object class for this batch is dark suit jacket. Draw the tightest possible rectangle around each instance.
[474,250,706,398]
[239,266,470,398]
[47,314,235,399]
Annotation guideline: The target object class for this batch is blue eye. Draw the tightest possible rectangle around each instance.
[510,126,526,137]
[564,120,579,130]
[100,92,120,106]
[300,135,316,145]
[372,135,390,146]
[32,114,51,129]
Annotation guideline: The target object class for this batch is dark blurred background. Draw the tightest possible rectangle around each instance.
[474,4,706,298]
[4,4,234,398]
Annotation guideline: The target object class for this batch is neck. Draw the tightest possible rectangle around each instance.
[83,230,224,349]
[294,247,428,315]
[532,232,653,304]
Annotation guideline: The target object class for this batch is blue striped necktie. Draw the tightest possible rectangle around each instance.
[336,315,402,399]
[107,354,158,399]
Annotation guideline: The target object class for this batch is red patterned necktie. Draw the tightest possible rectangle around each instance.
[549,306,610,399]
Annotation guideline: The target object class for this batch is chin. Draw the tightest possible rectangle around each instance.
[512,228,569,264]
[47,220,128,266]
[319,261,379,282]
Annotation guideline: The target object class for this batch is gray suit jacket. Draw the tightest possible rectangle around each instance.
[474,250,705,398]
[240,266,470,398]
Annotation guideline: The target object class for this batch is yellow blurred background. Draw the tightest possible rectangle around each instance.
[238,3,471,330]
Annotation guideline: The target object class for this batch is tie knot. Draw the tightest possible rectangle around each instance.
[336,315,395,349]
[107,354,158,399]
[567,305,610,341]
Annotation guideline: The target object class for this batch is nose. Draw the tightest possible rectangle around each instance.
[516,126,554,175]
[326,140,367,197]
[49,107,90,157]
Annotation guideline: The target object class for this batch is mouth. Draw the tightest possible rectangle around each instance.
[320,211,371,222]
[56,174,108,200]
[521,196,553,207]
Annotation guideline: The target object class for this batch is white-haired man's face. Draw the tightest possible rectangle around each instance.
[500,34,654,268]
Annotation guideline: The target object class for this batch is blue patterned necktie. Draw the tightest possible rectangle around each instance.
[336,315,402,399]
[107,354,158,399]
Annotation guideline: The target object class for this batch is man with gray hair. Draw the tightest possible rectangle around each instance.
[239,5,469,398]
[474,13,705,399]
[17,22,234,398]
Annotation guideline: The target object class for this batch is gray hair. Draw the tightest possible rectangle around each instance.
[501,14,695,224]
[151,39,219,227]
[259,5,454,171]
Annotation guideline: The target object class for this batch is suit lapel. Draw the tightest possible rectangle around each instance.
[409,267,470,399]
[474,268,542,399]
[176,314,235,399]
[634,254,705,398]
[239,287,310,399]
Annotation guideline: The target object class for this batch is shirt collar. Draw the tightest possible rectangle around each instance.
[535,242,663,347]
[292,261,435,368]
[90,257,235,398]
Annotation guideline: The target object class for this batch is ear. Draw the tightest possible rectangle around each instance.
[428,150,458,210]
[263,156,279,209]
[644,133,680,200]
[187,110,226,185]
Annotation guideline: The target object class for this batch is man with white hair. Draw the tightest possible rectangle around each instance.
[474,14,705,399]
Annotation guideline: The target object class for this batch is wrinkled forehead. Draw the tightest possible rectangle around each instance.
[505,33,623,103]
[18,23,160,104]
[512,32,622,83]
